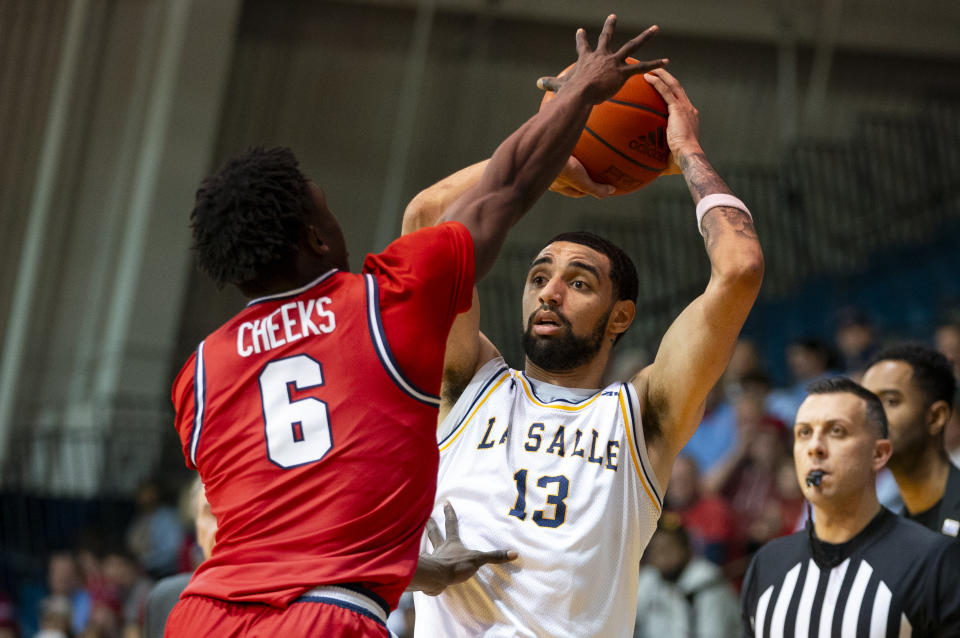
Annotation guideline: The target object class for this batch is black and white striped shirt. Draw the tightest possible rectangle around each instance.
[741,508,960,637]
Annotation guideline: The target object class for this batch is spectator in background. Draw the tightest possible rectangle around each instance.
[44,552,91,636]
[143,477,217,638]
[683,340,771,475]
[705,396,790,552]
[722,339,764,394]
[80,595,120,638]
[862,344,959,539]
[665,455,741,567]
[773,458,805,537]
[0,593,19,638]
[125,481,183,580]
[740,370,772,396]
[34,596,71,638]
[634,515,741,638]
[100,550,150,638]
[834,306,878,380]
[935,319,960,465]
[935,320,960,368]
[767,338,837,425]
[682,385,738,474]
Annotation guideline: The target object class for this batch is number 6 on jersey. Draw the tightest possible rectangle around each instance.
[259,354,332,468]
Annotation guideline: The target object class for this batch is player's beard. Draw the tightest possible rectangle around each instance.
[522,305,610,372]
[886,413,929,473]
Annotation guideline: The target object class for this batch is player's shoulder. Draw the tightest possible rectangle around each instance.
[171,348,199,401]
[455,356,514,404]
[884,511,958,556]
[437,357,514,438]
[366,221,471,268]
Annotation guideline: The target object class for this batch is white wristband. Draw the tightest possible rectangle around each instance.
[695,194,752,236]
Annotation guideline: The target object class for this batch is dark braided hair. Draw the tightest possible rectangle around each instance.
[191,147,315,289]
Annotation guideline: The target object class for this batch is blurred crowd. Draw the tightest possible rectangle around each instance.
[0,480,199,638]
[1,310,958,638]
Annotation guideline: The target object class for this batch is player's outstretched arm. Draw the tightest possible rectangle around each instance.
[403,162,501,416]
[633,69,764,488]
[407,502,517,596]
[439,15,666,281]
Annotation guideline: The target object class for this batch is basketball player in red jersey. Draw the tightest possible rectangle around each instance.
[165,16,667,637]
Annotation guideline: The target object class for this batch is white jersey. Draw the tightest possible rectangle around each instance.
[414,357,663,638]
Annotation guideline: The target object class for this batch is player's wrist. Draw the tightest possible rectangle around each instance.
[695,193,752,236]
[673,143,704,164]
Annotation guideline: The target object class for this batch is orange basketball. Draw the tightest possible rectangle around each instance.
[541,59,669,195]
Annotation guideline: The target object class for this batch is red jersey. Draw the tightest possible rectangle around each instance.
[171,222,474,611]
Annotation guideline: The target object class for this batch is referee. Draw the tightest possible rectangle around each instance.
[742,378,960,637]
[862,344,960,538]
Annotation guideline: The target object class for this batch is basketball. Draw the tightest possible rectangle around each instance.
[541,58,669,195]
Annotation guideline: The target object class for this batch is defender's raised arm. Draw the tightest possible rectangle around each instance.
[438,16,666,280]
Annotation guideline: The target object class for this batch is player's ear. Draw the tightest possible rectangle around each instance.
[305,225,328,256]
[608,299,635,337]
[927,399,951,437]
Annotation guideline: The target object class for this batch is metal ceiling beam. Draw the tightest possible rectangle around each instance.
[341,0,960,59]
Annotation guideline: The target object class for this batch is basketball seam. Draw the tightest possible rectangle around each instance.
[583,126,664,173]
[605,98,667,119]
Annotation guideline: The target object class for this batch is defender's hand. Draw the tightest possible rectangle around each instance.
[537,15,667,105]
[550,156,617,198]
[412,502,517,596]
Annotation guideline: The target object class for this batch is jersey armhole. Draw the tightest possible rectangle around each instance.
[186,341,207,470]
[363,274,441,407]
[437,357,510,447]
[622,382,664,512]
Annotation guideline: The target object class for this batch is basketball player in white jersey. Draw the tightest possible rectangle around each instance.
[402,67,764,637]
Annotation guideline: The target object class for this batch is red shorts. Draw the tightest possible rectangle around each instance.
[165,587,391,638]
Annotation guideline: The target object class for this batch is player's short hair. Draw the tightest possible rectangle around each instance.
[868,343,956,410]
[191,147,314,289]
[806,377,889,439]
[548,231,638,305]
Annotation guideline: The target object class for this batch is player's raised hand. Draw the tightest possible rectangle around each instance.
[410,502,518,596]
[537,15,667,105]
[644,68,701,160]
[550,156,617,198]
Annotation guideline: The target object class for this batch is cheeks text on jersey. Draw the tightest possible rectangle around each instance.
[237,296,337,357]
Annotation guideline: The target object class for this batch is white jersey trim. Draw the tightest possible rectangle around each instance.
[363,274,440,407]
[516,371,601,405]
[245,268,338,307]
[438,357,511,448]
[189,340,206,468]
[622,381,663,510]
[298,585,388,624]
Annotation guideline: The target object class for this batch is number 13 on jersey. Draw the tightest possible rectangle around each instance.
[509,470,569,528]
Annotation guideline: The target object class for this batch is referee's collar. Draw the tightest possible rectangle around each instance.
[806,507,893,568]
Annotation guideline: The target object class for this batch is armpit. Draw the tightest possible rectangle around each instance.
[641,386,667,443]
